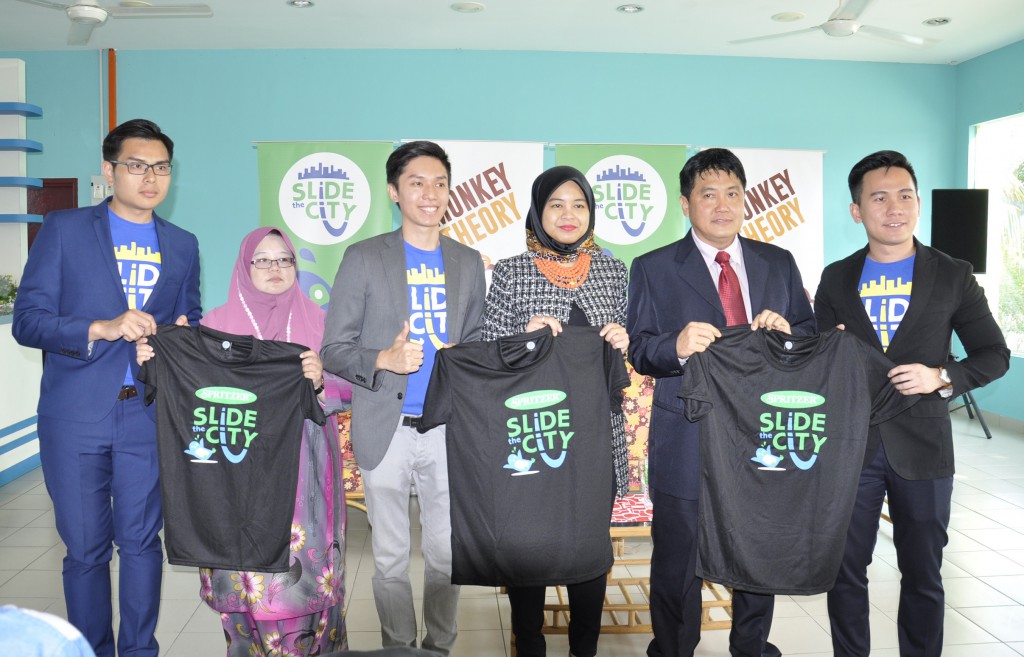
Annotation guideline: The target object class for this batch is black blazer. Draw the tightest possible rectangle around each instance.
[627,231,816,499]
[814,240,1009,480]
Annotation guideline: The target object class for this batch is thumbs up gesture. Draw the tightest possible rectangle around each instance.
[375,321,425,374]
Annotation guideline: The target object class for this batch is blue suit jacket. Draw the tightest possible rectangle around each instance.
[13,199,202,423]
[627,231,815,499]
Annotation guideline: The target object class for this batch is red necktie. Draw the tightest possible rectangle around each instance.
[715,251,748,327]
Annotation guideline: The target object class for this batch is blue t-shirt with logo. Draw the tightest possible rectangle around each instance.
[109,208,161,384]
[859,254,914,352]
[403,242,448,415]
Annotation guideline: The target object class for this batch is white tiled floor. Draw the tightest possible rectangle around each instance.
[3,409,1024,656]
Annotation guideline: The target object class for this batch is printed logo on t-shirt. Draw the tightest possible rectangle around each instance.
[503,389,574,476]
[187,386,261,464]
[114,242,161,309]
[752,390,827,471]
[859,256,914,351]
[408,264,447,350]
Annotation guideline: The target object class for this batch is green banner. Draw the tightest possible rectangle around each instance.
[257,141,394,310]
[555,144,689,268]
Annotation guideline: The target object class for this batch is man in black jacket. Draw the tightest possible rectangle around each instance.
[815,150,1010,656]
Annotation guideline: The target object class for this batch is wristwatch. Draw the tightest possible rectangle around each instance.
[937,367,953,399]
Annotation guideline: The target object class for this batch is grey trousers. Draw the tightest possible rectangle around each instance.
[362,420,460,655]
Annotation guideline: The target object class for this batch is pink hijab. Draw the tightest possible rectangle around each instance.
[201,227,325,351]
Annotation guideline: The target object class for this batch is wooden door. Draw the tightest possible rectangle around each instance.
[27,178,78,250]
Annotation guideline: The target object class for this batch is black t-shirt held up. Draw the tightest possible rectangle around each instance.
[138,325,325,572]
[422,325,630,587]
[678,327,915,595]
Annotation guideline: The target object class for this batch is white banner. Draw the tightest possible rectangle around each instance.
[425,140,545,280]
[725,148,825,298]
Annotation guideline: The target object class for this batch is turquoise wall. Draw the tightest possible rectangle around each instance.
[4,45,1018,419]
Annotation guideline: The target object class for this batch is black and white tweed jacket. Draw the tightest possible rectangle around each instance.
[482,251,631,496]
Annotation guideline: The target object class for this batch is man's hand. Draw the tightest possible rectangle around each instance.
[174,314,189,327]
[89,309,158,343]
[751,309,791,334]
[375,321,424,374]
[676,322,722,359]
[888,363,944,396]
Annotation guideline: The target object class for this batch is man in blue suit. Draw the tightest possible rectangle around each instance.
[627,148,815,657]
[13,119,201,657]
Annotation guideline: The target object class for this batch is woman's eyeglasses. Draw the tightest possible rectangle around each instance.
[251,257,296,269]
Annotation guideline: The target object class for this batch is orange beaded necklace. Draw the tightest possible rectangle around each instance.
[534,253,592,289]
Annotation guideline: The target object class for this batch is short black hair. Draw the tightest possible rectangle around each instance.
[679,148,746,198]
[102,119,174,162]
[386,141,451,188]
[848,150,918,203]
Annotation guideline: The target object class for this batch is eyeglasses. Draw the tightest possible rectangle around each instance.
[108,160,173,176]
[251,257,296,269]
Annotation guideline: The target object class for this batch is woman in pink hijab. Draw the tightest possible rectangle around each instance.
[145,227,351,655]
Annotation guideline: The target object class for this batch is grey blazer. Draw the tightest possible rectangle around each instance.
[321,228,486,470]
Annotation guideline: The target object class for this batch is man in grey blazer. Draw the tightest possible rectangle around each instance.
[321,141,486,655]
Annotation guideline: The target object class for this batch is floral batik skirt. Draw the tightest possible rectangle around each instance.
[220,603,346,657]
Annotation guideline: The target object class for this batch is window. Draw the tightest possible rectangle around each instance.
[973,113,1024,356]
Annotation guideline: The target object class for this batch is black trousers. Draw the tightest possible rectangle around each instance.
[507,574,608,657]
[647,487,779,657]
[828,443,953,657]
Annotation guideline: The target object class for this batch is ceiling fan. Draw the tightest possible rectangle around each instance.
[15,0,213,46]
[731,0,936,48]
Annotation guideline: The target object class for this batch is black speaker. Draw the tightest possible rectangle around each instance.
[931,189,988,273]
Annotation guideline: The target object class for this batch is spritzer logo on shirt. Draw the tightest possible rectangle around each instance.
[753,390,828,471]
[187,387,261,465]
[502,389,574,476]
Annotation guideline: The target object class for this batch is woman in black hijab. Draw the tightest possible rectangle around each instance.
[482,165,630,657]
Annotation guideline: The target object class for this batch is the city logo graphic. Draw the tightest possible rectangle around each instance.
[753,391,828,471]
[503,390,574,476]
[586,155,667,245]
[279,153,371,245]
[187,387,260,465]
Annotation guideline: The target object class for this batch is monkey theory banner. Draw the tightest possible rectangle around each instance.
[426,140,545,282]
[714,147,825,297]
[257,141,396,309]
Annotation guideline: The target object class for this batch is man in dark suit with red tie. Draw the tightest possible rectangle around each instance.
[816,150,1009,656]
[627,148,815,657]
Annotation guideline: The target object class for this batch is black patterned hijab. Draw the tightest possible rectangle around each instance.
[525,165,599,258]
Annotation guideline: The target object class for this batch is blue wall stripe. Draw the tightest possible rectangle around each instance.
[0,416,38,438]
[0,430,37,456]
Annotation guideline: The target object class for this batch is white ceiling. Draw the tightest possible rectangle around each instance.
[4,0,1024,66]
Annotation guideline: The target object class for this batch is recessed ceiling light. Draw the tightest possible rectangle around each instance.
[286,0,313,7]
[771,11,805,23]
[451,2,485,13]
[616,4,644,14]
[923,17,951,27]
